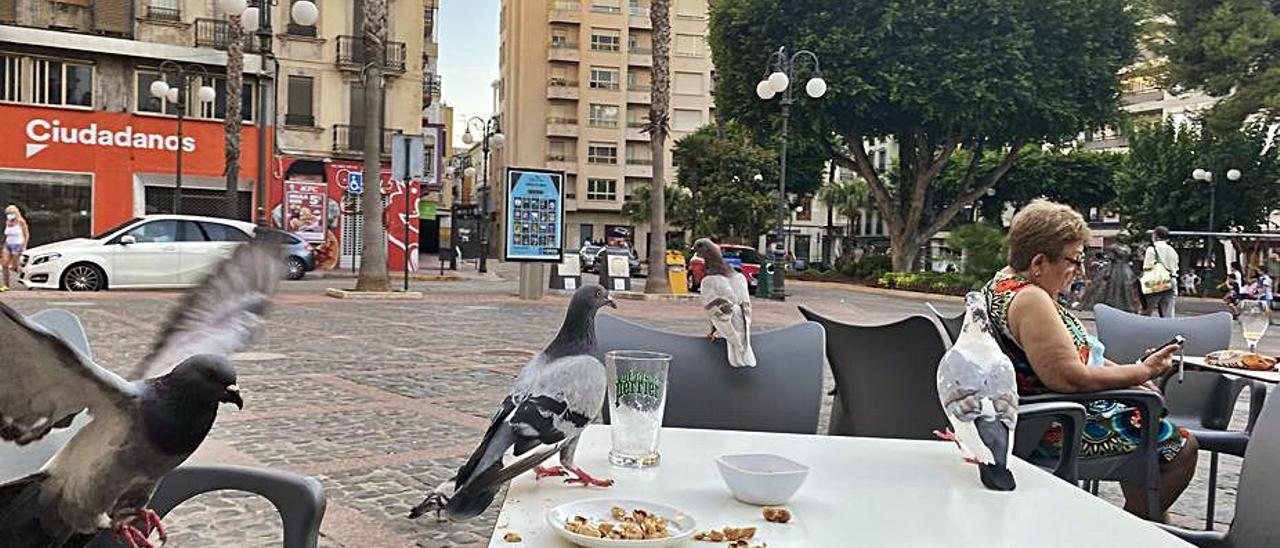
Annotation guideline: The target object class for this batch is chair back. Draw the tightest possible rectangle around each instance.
[1093,304,1231,362]
[797,306,948,439]
[1224,389,1280,548]
[926,302,964,345]
[595,315,825,434]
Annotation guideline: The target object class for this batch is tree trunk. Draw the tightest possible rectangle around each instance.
[224,15,244,220]
[643,0,672,294]
[356,0,390,292]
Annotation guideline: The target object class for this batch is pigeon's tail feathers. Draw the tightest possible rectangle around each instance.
[975,416,1016,491]
[0,472,72,548]
[448,443,560,520]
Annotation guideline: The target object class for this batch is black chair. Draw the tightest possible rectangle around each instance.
[1158,387,1280,548]
[1,309,328,548]
[594,314,825,434]
[1095,303,1264,529]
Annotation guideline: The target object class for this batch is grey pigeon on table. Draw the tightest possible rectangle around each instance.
[409,284,616,522]
[935,291,1019,491]
[0,240,281,548]
[693,238,756,367]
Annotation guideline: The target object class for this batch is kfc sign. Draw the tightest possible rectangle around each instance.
[25,117,196,159]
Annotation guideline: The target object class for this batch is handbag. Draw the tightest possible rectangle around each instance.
[1140,246,1174,295]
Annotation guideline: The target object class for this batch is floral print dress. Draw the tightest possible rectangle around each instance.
[983,271,1188,463]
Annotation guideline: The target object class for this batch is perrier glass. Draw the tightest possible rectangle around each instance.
[605,350,671,468]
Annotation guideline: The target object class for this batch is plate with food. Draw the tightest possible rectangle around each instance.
[546,499,696,548]
[1204,350,1279,371]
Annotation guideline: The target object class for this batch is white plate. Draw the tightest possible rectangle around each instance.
[546,498,697,548]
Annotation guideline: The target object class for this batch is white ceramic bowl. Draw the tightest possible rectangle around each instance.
[546,498,697,548]
[715,453,810,506]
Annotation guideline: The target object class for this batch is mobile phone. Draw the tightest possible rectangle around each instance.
[1142,335,1187,361]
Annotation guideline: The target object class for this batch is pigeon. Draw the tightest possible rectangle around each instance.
[692,238,756,367]
[409,284,616,522]
[0,239,282,548]
[934,291,1019,491]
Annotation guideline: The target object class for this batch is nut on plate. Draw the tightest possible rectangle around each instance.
[762,507,791,523]
[502,531,522,543]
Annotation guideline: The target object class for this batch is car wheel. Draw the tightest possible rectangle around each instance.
[62,263,105,292]
[286,256,307,280]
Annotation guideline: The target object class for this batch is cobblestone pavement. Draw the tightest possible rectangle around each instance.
[0,264,1269,546]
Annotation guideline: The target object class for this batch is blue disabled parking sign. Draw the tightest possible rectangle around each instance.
[347,172,364,195]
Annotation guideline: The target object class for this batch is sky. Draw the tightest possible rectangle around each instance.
[438,0,501,149]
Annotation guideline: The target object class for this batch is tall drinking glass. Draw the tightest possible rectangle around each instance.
[1239,299,1270,353]
[605,350,671,468]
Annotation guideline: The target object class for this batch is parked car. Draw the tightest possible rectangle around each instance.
[578,243,603,273]
[592,245,642,277]
[255,228,317,280]
[19,215,305,291]
[688,244,763,292]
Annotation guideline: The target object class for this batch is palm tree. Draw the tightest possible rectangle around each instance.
[644,0,672,293]
[223,14,243,219]
[818,175,870,256]
[356,0,390,292]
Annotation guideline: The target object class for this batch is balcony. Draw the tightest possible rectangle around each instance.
[547,78,581,100]
[626,157,654,177]
[587,118,619,130]
[145,4,182,22]
[549,1,582,23]
[549,43,581,62]
[592,3,623,15]
[628,47,652,67]
[547,154,579,173]
[332,125,396,157]
[194,18,260,52]
[626,121,649,141]
[629,6,651,28]
[336,36,407,74]
[546,117,580,137]
[627,84,652,104]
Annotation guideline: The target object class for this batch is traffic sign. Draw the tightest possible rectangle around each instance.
[347,172,364,195]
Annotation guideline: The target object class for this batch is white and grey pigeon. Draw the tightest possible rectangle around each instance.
[409,284,616,522]
[0,239,282,548]
[693,238,756,367]
[934,291,1019,491]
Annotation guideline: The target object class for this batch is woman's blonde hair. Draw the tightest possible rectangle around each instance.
[1006,199,1091,270]
[4,204,20,220]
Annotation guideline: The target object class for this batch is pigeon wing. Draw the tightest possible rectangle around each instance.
[0,302,134,446]
[703,274,754,367]
[132,239,283,379]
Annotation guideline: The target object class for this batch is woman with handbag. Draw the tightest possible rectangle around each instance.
[1142,226,1179,318]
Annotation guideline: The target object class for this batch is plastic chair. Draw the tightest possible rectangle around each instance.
[595,314,825,434]
[926,302,964,345]
[1158,388,1280,547]
[3,309,327,548]
[1094,304,1261,528]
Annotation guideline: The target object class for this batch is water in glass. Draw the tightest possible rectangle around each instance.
[605,350,670,468]
[1239,300,1270,353]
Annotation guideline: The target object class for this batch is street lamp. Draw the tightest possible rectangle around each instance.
[151,61,217,214]
[757,46,826,300]
[463,116,505,273]
[220,0,320,226]
[1192,167,1242,271]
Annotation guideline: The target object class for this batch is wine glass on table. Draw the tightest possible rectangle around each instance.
[1238,299,1270,353]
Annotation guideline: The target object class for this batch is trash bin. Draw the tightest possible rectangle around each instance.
[666,250,688,294]
[756,261,775,299]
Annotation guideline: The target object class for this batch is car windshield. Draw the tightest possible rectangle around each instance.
[93,218,142,239]
[722,248,761,263]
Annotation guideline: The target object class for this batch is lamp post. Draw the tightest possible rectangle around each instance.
[444,154,472,270]
[462,116,505,274]
[220,0,319,226]
[1192,167,1241,271]
[150,62,217,214]
[756,46,827,300]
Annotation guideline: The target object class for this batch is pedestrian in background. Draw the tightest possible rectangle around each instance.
[1142,226,1179,318]
[2,204,29,292]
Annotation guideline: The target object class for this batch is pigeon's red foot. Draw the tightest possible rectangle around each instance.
[535,465,568,480]
[933,429,958,442]
[706,328,717,342]
[964,457,981,465]
[564,467,614,488]
[111,520,154,548]
[139,509,167,544]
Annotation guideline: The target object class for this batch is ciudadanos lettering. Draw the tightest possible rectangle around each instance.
[26,118,197,153]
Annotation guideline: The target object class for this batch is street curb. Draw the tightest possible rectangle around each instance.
[613,291,701,302]
[312,272,483,282]
[792,280,966,303]
[324,288,425,300]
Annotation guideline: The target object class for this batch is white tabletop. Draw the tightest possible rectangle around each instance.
[489,426,1189,547]
[1179,355,1280,384]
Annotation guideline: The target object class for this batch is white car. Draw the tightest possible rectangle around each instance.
[19,215,258,291]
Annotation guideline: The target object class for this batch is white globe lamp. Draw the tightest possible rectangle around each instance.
[165,87,180,104]
[492,132,506,148]
[241,7,260,31]
[149,79,170,100]
[805,77,827,98]
[197,85,217,103]
[1227,169,1242,181]
[218,0,248,16]
[755,79,776,100]
[291,0,319,26]
[767,71,790,93]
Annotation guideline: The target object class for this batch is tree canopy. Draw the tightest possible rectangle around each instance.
[708,0,1139,269]
[933,147,1123,221]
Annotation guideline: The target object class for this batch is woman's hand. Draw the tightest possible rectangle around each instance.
[1141,344,1181,380]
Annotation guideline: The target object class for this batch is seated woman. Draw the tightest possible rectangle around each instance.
[983,199,1197,521]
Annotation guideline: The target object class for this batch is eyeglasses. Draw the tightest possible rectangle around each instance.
[1064,255,1085,268]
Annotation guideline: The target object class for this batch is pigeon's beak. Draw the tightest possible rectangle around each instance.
[221,384,244,409]
[606,295,617,309]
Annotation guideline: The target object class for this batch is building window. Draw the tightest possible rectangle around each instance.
[590,66,620,90]
[580,224,594,245]
[136,70,253,122]
[591,29,621,52]
[0,54,21,103]
[551,28,574,48]
[588,103,620,127]
[875,149,887,171]
[136,71,178,115]
[673,108,701,132]
[675,0,703,19]
[587,178,618,201]
[286,75,315,126]
[673,71,703,95]
[145,0,181,22]
[592,0,621,14]
[675,34,704,57]
[30,59,93,108]
[629,0,648,16]
[588,142,618,164]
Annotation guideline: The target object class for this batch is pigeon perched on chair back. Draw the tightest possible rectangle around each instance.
[692,238,756,368]
[410,284,617,522]
[0,239,281,548]
[935,291,1019,491]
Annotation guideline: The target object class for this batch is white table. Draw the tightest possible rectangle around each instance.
[489,426,1189,547]
[1179,355,1280,384]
